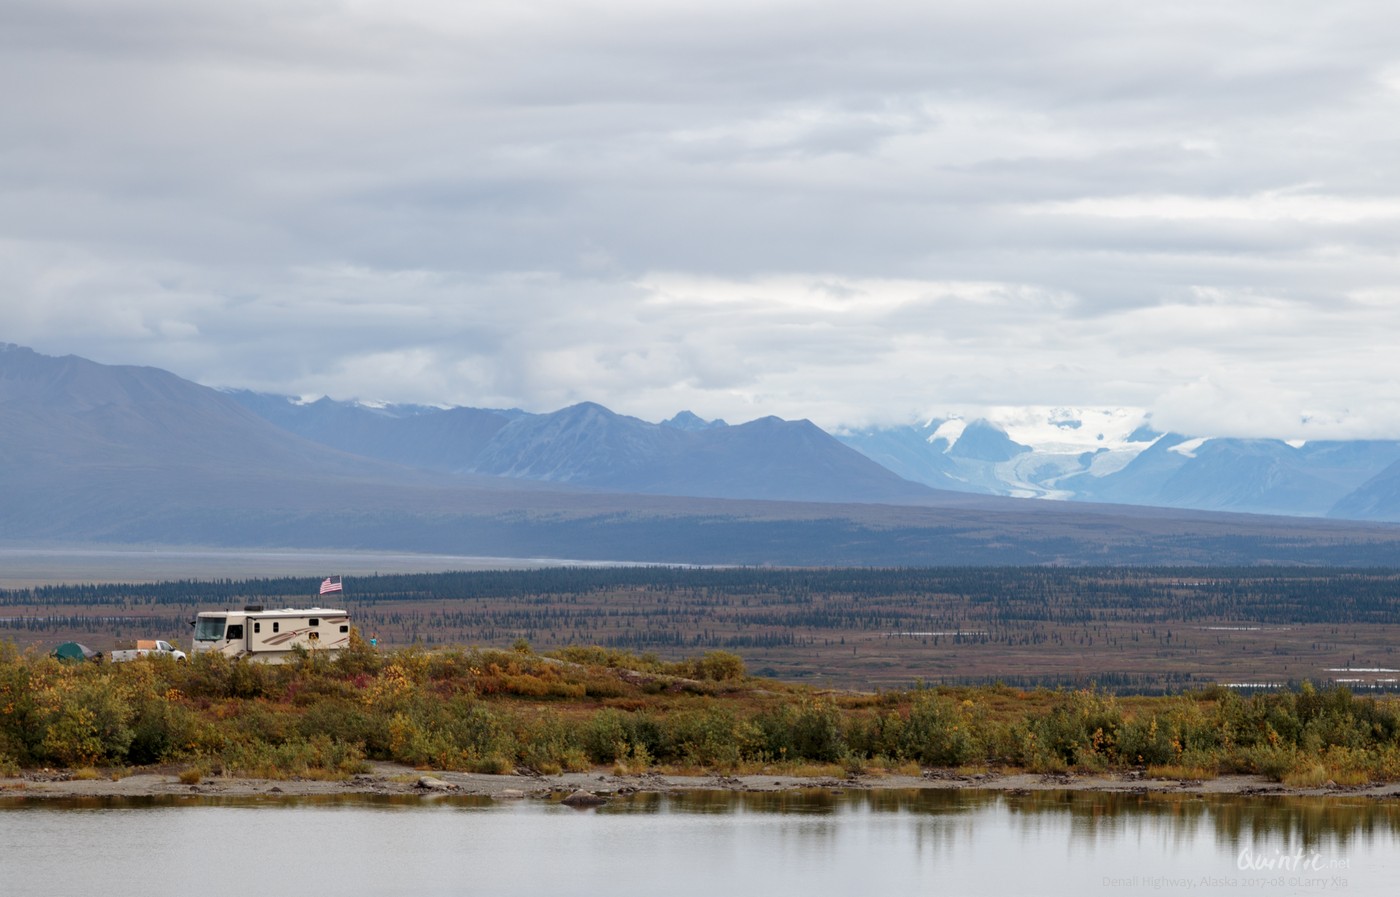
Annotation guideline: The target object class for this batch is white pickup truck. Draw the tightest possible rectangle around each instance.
[109,639,187,663]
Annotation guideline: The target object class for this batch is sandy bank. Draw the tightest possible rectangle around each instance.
[6,764,1400,802]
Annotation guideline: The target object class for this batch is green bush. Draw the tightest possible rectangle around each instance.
[900,693,980,766]
[0,645,37,764]
[843,709,905,761]
[35,676,135,767]
[1240,742,1301,780]
[177,652,236,700]
[332,629,384,678]
[688,651,746,682]
[1021,690,1122,768]
[297,698,375,751]
[127,696,198,765]
[514,711,579,771]
[1117,715,1176,766]
[388,696,520,769]
[747,698,846,762]
[581,708,630,763]
[790,698,845,761]
[658,706,741,766]
[228,660,273,700]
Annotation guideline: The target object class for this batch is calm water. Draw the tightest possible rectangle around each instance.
[1,789,1396,896]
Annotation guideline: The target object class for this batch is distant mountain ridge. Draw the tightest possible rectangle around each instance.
[226,393,935,504]
[0,344,387,476]
[8,342,1400,566]
[227,387,1400,522]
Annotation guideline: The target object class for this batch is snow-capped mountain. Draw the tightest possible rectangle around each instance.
[836,408,1400,519]
[838,407,1159,499]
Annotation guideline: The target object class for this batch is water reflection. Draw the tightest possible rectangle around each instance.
[5,786,1397,850]
[601,786,1400,849]
[606,787,1400,880]
[1,789,1397,897]
[0,792,497,812]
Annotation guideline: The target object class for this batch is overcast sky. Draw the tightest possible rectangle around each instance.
[4,0,1400,437]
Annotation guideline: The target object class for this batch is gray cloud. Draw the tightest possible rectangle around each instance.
[3,0,1399,437]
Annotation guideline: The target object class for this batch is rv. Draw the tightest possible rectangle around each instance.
[190,605,351,663]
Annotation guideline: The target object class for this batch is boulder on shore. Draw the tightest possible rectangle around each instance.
[416,776,457,792]
[561,789,608,807]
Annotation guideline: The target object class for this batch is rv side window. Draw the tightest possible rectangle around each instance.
[253,622,261,634]
[226,624,244,641]
[340,625,349,633]
[309,618,319,626]
[272,622,279,633]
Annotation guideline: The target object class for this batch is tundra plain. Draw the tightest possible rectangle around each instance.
[4,563,1400,693]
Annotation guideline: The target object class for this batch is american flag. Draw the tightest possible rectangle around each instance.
[319,575,343,595]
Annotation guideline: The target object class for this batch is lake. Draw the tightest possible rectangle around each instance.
[1,789,1395,896]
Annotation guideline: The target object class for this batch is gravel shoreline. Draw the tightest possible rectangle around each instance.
[6,763,1400,802]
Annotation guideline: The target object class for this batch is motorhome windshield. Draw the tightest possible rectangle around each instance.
[193,617,226,642]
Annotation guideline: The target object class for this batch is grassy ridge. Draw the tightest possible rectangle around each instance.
[3,636,1400,787]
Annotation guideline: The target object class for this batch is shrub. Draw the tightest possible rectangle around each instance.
[689,651,746,682]
[900,693,980,767]
[127,696,198,765]
[228,660,272,700]
[1239,743,1300,781]
[581,708,630,763]
[1021,690,1122,768]
[1117,715,1176,766]
[658,706,741,767]
[379,696,521,769]
[332,629,384,678]
[789,698,845,762]
[0,646,37,764]
[225,701,297,747]
[514,711,579,771]
[178,653,236,700]
[843,710,905,760]
[34,674,135,767]
[297,698,375,751]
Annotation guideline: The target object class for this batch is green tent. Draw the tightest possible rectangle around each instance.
[51,642,98,663]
